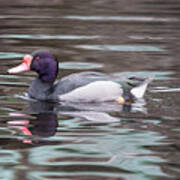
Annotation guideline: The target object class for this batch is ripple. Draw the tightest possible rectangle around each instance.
[151,88,180,93]
[0,81,28,86]
[129,35,165,40]
[29,170,131,180]
[0,34,100,40]
[0,15,52,19]
[0,52,24,59]
[60,62,103,70]
[65,15,178,22]
[0,150,20,165]
[1,15,177,23]
[113,71,174,80]
[0,74,32,80]
[76,45,164,52]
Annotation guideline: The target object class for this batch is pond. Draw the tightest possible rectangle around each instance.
[0,0,180,179]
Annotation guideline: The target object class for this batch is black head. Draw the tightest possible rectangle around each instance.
[8,50,59,83]
[30,50,59,82]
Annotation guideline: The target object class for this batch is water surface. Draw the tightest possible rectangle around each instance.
[0,0,180,180]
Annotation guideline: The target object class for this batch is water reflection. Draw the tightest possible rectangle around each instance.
[0,52,23,59]
[0,0,180,179]
[76,45,164,52]
[7,98,148,146]
[8,101,58,145]
[0,34,100,40]
[65,15,178,22]
[60,62,103,70]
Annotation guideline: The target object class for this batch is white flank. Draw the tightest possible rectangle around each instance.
[59,81,122,102]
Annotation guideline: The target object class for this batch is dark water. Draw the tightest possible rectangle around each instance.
[0,0,180,179]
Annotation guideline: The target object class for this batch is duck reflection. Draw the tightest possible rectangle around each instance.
[29,113,57,137]
[8,98,147,145]
[8,101,58,145]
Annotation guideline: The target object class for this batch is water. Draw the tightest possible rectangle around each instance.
[0,0,180,179]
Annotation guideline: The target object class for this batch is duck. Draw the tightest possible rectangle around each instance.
[8,50,153,103]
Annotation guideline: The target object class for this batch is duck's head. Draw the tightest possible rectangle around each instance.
[8,50,59,82]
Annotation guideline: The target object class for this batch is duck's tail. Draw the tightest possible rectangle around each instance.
[124,76,153,100]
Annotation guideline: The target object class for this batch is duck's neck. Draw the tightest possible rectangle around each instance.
[28,78,55,101]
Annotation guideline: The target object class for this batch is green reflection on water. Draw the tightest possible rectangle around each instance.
[76,45,164,52]
[59,62,103,70]
[113,71,174,80]
[0,34,100,40]
[0,52,24,59]
[65,15,176,22]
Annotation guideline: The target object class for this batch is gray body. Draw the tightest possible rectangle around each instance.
[28,71,152,102]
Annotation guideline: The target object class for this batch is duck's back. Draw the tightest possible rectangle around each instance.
[53,71,113,96]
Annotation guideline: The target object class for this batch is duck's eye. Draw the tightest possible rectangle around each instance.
[35,56,40,61]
